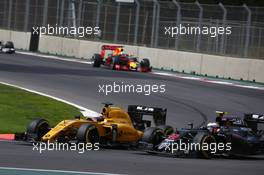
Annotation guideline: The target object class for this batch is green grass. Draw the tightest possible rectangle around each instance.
[0,83,81,133]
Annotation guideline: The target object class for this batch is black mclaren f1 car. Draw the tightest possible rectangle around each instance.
[144,112,264,159]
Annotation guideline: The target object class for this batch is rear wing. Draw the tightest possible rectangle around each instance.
[100,45,124,58]
[244,114,264,132]
[127,105,167,131]
[101,45,123,50]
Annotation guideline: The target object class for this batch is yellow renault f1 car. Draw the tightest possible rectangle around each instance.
[26,103,173,146]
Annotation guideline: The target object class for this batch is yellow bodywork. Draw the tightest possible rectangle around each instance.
[42,106,143,143]
[129,61,138,70]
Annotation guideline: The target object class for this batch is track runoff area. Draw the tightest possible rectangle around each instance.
[0,52,263,175]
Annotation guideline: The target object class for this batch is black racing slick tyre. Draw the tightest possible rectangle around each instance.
[111,57,118,70]
[157,125,174,136]
[193,132,216,159]
[26,118,50,141]
[112,60,116,70]
[77,124,100,144]
[4,41,14,48]
[259,132,264,141]
[142,127,164,146]
[140,58,150,68]
[93,54,102,67]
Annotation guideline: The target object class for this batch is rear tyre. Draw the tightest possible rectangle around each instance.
[77,124,100,144]
[157,125,174,136]
[93,54,102,67]
[259,132,264,141]
[111,57,118,70]
[112,61,116,70]
[4,41,14,48]
[142,127,164,146]
[193,132,216,159]
[26,118,50,141]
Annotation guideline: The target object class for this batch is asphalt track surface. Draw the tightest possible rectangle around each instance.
[0,53,264,175]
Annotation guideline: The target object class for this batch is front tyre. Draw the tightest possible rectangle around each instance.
[140,58,150,68]
[77,124,100,144]
[26,118,50,141]
[193,132,216,159]
[93,54,102,67]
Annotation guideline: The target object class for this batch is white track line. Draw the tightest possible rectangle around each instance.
[0,81,100,117]
[0,167,122,175]
[152,72,264,91]
[17,51,93,65]
[17,51,264,91]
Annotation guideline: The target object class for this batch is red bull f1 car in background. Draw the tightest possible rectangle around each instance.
[92,45,152,72]
[144,112,264,159]
[0,41,15,54]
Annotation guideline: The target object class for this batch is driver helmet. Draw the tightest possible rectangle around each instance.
[207,122,219,128]
[113,47,123,56]
[207,122,220,133]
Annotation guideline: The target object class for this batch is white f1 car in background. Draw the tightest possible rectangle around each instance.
[0,41,15,53]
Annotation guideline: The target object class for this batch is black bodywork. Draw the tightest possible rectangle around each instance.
[146,114,264,158]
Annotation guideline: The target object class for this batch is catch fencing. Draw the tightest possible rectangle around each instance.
[0,0,263,59]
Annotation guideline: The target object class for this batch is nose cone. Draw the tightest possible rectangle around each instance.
[42,134,51,141]
[129,62,137,69]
